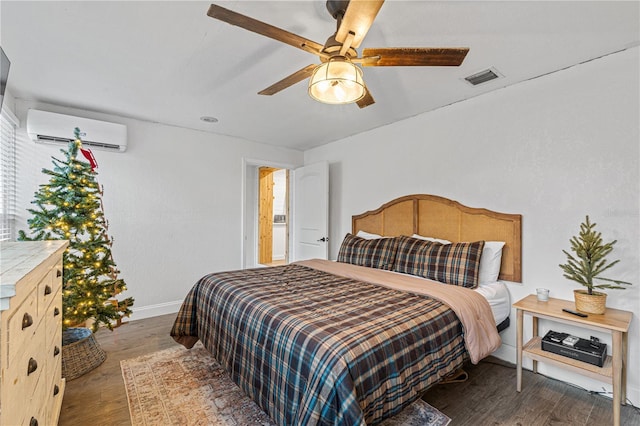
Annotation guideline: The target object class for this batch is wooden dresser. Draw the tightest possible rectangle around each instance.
[1,241,68,426]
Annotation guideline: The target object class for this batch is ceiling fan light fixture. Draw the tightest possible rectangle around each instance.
[308,56,365,104]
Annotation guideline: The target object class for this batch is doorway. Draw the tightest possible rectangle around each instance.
[242,160,328,269]
[258,167,289,266]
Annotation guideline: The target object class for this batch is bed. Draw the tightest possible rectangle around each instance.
[171,194,522,426]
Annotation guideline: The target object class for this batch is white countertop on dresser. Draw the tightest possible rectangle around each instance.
[0,240,69,311]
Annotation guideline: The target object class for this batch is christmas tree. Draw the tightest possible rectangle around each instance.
[18,128,133,332]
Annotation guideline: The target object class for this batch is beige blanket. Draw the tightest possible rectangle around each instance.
[296,259,501,364]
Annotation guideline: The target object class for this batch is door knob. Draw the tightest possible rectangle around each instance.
[317,237,328,242]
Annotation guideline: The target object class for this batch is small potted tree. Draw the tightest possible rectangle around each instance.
[559,216,632,314]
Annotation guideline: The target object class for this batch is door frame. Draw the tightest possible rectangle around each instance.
[241,158,297,269]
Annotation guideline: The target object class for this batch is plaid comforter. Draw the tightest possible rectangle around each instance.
[171,263,467,426]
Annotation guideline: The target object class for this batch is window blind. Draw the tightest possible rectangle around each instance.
[0,108,18,241]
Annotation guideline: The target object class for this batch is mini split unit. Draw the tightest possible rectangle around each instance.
[26,109,127,152]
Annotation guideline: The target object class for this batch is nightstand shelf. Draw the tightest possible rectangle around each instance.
[523,336,613,381]
[514,294,632,426]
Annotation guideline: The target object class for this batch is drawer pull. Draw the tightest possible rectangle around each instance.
[54,346,60,357]
[27,358,38,375]
[22,312,34,330]
[30,417,38,426]
[54,307,60,317]
[56,269,62,278]
[53,384,60,396]
[44,285,52,295]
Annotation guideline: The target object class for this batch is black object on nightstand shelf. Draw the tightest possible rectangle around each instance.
[541,330,607,367]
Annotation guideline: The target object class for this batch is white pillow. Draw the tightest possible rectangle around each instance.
[356,230,384,239]
[411,234,452,245]
[479,241,505,285]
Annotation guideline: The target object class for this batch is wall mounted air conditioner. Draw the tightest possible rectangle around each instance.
[27,109,127,152]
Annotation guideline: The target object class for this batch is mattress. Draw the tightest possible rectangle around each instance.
[474,281,511,325]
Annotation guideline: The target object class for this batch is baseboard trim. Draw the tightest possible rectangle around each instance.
[492,343,517,363]
[128,300,183,321]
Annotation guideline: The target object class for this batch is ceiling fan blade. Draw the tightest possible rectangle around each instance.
[207,4,324,56]
[335,0,384,49]
[258,64,318,96]
[357,88,375,109]
[361,47,469,67]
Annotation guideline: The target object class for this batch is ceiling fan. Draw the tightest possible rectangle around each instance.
[207,0,469,108]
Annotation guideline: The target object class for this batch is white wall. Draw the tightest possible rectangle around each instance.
[305,47,640,404]
[14,100,303,318]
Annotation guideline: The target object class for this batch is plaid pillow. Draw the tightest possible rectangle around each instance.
[337,233,399,270]
[393,236,485,288]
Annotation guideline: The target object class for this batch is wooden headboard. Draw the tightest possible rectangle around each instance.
[352,194,522,282]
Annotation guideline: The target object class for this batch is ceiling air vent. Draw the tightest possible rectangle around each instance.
[464,67,503,86]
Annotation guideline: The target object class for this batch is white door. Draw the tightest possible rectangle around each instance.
[292,161,329,261]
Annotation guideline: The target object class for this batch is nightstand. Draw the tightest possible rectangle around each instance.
[513,294,632,426]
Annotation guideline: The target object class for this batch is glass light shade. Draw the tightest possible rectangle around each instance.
[308,57,366,104]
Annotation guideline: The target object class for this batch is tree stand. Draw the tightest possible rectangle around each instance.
[61,328,106,381]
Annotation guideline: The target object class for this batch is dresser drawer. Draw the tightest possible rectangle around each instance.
[46,332,63,388]
[5,288,39,369]
[2,323,46,425]
[51,262,63,295]
[46,298,63,392]
[46,359,65,426]
[24,372,48,426]
[46,288,63,347]
[37,265,61,316]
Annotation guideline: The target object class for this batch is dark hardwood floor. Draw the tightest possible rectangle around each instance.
[423,358,640,425]
[59,314,640,426]
[59,313,181,426]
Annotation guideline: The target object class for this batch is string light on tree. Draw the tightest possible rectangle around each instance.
[18,127,133,332]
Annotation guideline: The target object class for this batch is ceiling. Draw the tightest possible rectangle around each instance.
[1,1,638,151]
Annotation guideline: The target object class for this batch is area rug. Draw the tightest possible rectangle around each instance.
[121,343,451,426]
